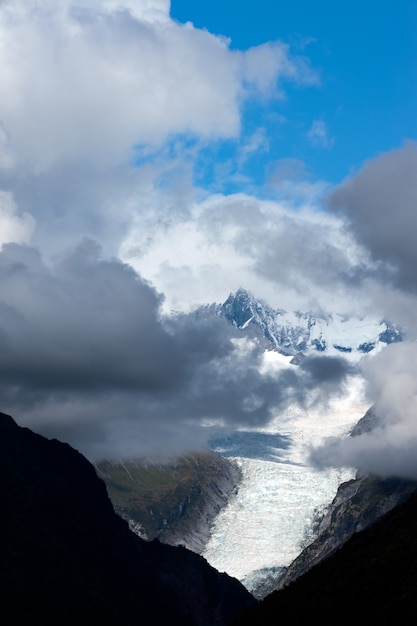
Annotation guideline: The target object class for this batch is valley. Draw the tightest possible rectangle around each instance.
[96,290,400,597]
[97,364,367,597]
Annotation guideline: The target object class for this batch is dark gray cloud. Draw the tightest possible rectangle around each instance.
[310,341,417,479]
[328,141,417,293]
[299,355,355,384]
[249,211,371,309]
[310,430,417,481]
[310,143,417,478]
[0,239,178,392]
[0,240,354,460]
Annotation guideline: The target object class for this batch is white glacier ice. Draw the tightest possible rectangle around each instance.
[204,364,367,593]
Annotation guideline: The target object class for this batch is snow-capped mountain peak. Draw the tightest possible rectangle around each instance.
[218,289,401,358]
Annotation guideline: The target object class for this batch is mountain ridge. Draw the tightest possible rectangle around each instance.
[201,288,402,357]
[0,412,255,626]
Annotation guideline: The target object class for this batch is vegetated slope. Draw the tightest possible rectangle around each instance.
[0,412,255,626]
[96,452,240,553]
[231,488,417,625]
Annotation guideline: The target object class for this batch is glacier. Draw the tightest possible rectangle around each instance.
[203,353,367,595]
[194,290,401,595]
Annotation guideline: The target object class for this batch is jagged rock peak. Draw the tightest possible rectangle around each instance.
[213,289,403,357]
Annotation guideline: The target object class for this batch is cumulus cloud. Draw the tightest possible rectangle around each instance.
[0,1,234,170]
[0,191,35,246]
[311,342,417,479]
[0,123,15,171]
[0,0,316,173]
[121,191,377,315]
[310,143,417,479]
[0,0,319,263]
[0,240,354,459]
[328,142,417,293]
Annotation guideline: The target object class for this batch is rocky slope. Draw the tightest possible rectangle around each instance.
[256,406,417,597]
[273,473,417,594]
[0,412,255,626]
[96,453,241,553]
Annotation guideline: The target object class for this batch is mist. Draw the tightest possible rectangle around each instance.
[311,143,417,479]
[0,239,357,460]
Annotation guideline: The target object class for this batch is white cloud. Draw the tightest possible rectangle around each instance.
[238,128,269,166]
[120,190,378,315]
[0,0,316,174]
[312,341,417,479]
[243,41,319,98]
[307,120,334,149]
[310,144,417,479]
[0,2,233,170]
[0,0,319,264]
[0,123,15,171]
[0,191,35,246]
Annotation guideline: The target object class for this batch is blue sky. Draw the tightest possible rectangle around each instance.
[171,0,416,188]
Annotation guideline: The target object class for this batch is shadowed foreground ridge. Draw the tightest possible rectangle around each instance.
[0,412,254,626]
[232,486,417,625]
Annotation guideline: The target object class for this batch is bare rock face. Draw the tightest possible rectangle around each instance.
[274,474,417,592]
[0,412,255,626]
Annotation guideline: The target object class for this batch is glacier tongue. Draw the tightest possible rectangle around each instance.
[203,376,366,593]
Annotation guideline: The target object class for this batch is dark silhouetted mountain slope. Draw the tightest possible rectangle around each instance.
[0,412,254,626]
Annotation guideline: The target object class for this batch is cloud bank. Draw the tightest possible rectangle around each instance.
[0,240,354,459]
[0,0,318,257]
[312,343,417,479]
[311,143,417,479]
[329,142,417,294]
[0,0,316,171]
[121,191,375,315]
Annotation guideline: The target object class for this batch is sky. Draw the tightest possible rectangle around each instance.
[0,0,417,475]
